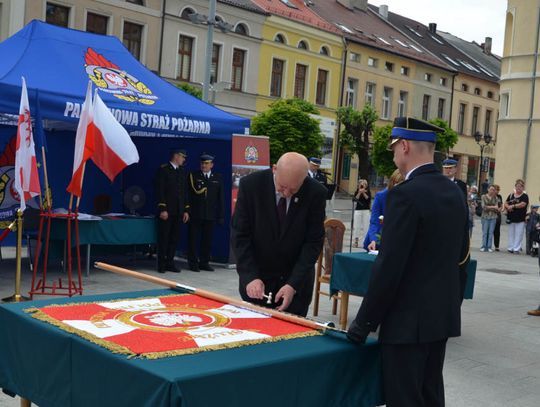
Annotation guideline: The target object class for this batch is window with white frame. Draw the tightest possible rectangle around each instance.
[501,93,510,117]
[177,35,193,81]
[424,73,432,82]
[365,82,376,106]
[294,64,307,99]
[458,103,467,134]
[485,109,492,135]
[398,91,408,117]
[46,3,70,27]
[400,66,409,76]
[210,44,220,84]
[231,48,245,91]
[437,98,446,120]
[422,94,431,120]
[346,78,358,108]
[349,52,360,62]
[123,21,143,61]
[368,57,378,67]
[316,69,328,105]
[381,87,392,119]
[385,61,394,72]
[471,106,479,133]
[439,77,447,87]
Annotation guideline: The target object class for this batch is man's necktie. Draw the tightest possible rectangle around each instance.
[277,197,287,226]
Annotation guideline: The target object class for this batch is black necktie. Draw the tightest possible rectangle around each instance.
[277,197,287,226]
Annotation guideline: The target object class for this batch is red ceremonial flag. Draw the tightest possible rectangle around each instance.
[14,77,41,211]
[66,81,94,197]
[90,93,139,181]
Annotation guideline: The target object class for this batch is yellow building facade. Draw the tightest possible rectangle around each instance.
[340,41,453,193]
[496,0,540,202]
[255,13,343,170]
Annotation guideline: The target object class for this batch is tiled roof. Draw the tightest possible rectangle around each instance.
[218,0,267,15]
[438,31,501,80]
[307,0,453,71]
[369,4,497,83]
[250,0,341,34]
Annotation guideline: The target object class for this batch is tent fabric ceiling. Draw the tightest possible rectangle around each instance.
[0,20,250,141]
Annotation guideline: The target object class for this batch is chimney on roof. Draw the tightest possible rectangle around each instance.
[482,37,492,55]
[428,23,437,34]
[379,4,388,19]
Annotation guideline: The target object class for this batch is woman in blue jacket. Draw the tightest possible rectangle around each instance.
[363,169,404,251]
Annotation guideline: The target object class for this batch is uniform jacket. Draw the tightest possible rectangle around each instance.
[155,163,189,216]
[353,164,470,344]
[188,171,224,221]
[454,179,468,201]
[231,169,326,291]
[312,170,328,188]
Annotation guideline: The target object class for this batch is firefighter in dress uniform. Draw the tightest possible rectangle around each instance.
[187,153,224,272]
[155,148,190,273]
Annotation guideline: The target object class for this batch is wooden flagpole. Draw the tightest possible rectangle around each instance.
[95,262,344,334]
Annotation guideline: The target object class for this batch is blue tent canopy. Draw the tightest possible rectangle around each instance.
[0,20,250,140]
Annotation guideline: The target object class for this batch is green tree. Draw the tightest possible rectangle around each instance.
[370,119,460,177]
[371,124,395,177]
[176,83,202,99]
[430,118,459,155]
[251,99,324,164]
[337,104,378,180]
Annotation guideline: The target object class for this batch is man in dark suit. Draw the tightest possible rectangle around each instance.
[347,117,470,407]
[187,153,224,272]
[308,157,328,189]
[155,148,190,273]
[231,152,326,317]
[442,158,468,200]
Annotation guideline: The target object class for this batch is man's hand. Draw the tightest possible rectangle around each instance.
[367,241,377,251]
[275,284,296,312]
[346,319,369,345]
[183,212,189,223]
[159,211,168,221]
[246,279,265,300]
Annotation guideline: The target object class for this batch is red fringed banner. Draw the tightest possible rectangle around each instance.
[26,294,320,358]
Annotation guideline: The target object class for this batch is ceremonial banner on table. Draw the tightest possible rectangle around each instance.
[26,294,319,359]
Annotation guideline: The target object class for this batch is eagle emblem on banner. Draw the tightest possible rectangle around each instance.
[27,294,319,359]
[84,48,158,105]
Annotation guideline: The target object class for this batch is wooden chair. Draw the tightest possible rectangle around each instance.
[313,218,346,317]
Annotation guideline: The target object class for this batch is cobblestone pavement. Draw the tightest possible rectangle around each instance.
[1,197,539,406]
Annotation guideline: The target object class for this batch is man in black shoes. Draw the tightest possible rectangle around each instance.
[187,153,224,272]
[155,148,190,273]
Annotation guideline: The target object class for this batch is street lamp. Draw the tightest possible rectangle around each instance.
[474,131,493,188]
[188,1,234,103]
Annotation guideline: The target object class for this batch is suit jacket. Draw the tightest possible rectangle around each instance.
[155,163,189,217]
[188,171,224,221]
[363,188,387,249]
[454,179,468,201]
[352,164,470,344]
[231,169,326,291]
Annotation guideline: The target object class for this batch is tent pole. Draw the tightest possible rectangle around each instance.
[41,146,52,209]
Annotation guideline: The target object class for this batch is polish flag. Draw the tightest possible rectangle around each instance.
[14,77,41,211]
[90,94,139,181]
[66,81,94,197]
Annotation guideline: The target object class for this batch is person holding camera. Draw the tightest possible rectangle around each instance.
[352,179,371,248]
[504,179,529,254]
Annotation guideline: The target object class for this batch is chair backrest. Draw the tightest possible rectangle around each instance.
[322,218,345,276]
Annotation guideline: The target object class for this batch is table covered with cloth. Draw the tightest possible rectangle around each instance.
[0,289,384,407]
[330,252,477,329]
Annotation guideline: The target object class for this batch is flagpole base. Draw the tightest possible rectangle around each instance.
[2,294,31,303]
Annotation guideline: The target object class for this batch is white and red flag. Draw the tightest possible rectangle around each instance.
[14,77,41,211]
[66,81,94,197]
[90,93,139,181]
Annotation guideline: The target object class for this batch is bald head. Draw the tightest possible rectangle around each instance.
[273,152,309,197]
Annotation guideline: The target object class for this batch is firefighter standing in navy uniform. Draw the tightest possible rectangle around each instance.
[187,153,224,272]
[155,148,190,273]
[308,157,328,189]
